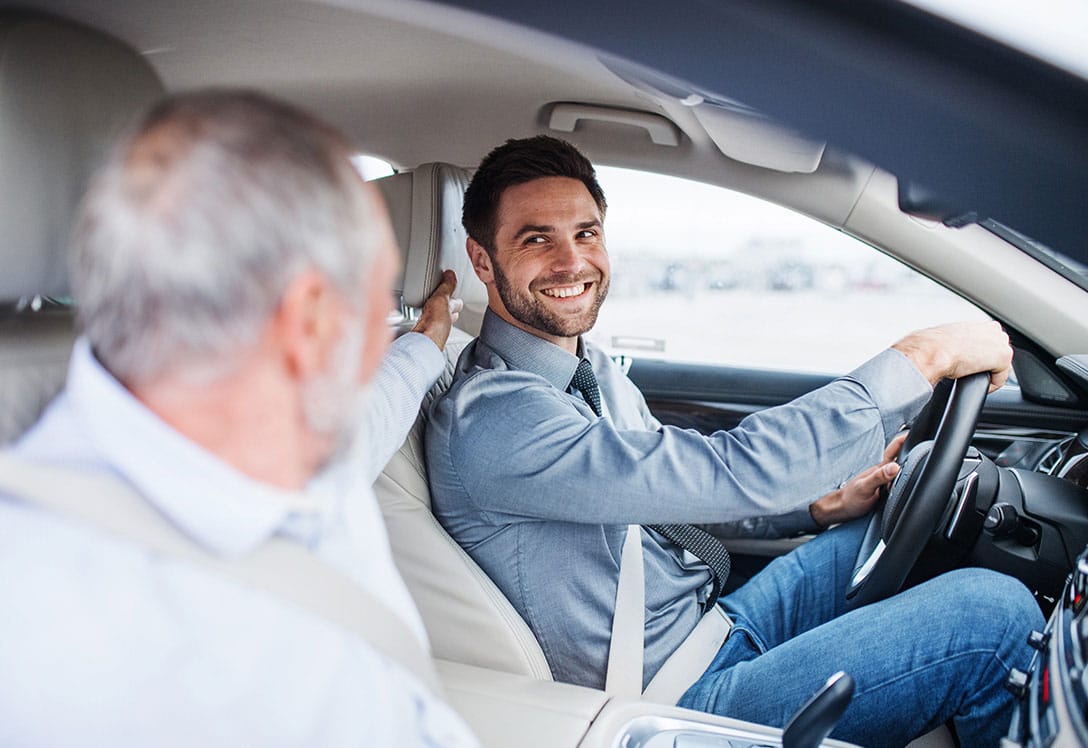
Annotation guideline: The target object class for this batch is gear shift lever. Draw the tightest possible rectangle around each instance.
[782,671,855,748]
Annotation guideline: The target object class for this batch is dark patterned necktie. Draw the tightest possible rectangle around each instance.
[569,357,731,608]
[571,358,604,417]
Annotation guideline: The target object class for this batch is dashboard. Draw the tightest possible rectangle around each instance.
[1008,547,1088,746]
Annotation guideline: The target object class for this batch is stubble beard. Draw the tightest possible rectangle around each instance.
[492,259,610,339]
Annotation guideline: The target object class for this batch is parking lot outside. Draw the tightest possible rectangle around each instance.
[588,167,989,374]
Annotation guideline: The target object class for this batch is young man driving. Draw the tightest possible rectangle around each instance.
[426,135,1043,747]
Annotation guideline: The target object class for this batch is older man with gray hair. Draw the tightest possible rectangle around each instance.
[0,90,477,746]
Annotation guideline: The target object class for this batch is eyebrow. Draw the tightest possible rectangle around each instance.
[512,224,554,241]
[511,219,602,241]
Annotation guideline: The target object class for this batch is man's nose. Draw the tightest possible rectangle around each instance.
[550,236,586,274]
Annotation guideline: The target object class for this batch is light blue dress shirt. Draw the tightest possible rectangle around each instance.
[0,334,479,747]
[427,310,932,690]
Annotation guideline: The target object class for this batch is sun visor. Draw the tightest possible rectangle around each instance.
[600,54,825,173]
[692,103,826,174]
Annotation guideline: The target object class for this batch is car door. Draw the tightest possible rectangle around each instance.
[586,165,1088,583]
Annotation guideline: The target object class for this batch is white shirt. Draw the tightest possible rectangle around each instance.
[0,334,479,748]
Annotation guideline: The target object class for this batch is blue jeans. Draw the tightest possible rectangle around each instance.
[677,519,1044,747]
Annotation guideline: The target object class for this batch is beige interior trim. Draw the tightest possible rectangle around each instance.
[845,170,1088,357]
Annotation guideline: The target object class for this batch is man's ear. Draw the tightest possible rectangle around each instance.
[274,269,341,381]
[467,237,494,284]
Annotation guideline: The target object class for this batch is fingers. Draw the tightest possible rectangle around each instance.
[893,320,1013,388]
[882,432,908,463]
[412,269,461,351]
[849,461,900,497]
[425,270,460,317]
[988,365,1011,393]
[431,269,458,300]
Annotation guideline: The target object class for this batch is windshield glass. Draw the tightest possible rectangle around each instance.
[902,0,1088,80]
[981,219,1088,292]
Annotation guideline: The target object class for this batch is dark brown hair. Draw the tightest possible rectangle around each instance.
[462,135,607,254]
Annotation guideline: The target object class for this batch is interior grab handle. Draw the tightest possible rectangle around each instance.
[548,103,681,146]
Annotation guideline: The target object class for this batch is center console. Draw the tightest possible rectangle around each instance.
[1006,547,1088,746]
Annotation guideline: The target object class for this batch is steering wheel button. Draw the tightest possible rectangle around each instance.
[1005,668,1030,698]
[1027,630,1050,651]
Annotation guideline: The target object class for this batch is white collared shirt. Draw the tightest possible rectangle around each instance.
[0,335,479,747]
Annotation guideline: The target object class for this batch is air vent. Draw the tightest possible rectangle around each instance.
[1038,436,1073,474]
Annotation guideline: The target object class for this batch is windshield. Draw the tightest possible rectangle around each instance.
[981,219,1088,293]
[902,0,1088,80]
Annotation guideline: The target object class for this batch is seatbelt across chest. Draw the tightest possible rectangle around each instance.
[0,455,443,694]
[604,524,733,704]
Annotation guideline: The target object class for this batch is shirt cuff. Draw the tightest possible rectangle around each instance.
[843,347,932,441]
[390,331,445,381]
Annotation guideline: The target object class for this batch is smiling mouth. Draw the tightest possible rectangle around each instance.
[540,282,591,299]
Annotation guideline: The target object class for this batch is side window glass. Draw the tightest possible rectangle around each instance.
[586,166,989,375]
[353,154,395,181]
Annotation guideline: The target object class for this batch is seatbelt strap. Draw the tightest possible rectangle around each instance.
[642,605,731,703]
[0,455,443,694]
[606,523,733,703]
[605,524,645,696]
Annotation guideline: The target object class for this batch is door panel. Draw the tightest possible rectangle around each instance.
[629,354,1088,581]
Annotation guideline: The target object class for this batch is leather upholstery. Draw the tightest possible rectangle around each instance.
[373,163,553,679]
[373,163,489,335]
[0,14,163,443]
[0,307,73,444]
[376,329,552,679]
[0,14,163,300]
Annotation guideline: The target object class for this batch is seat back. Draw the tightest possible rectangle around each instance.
[376,162,489,336]
[372,165,552,679]
[0,14,163,443]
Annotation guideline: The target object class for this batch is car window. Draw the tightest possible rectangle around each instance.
[586,166,990,375]
[353,154,395,180]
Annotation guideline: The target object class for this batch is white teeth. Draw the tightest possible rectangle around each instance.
[542,283,587,298]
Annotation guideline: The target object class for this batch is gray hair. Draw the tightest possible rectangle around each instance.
[71,89,382,384]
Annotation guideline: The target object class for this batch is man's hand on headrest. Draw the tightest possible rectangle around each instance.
[412,269,463,351]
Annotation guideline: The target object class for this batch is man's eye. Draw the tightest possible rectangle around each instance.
[576,230,597,239]
[524,235,547,245]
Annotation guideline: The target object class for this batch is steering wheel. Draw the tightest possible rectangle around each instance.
[845,371,991,610]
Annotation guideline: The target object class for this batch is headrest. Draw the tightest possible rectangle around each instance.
[0,14,164,301]
[373,162,489,335]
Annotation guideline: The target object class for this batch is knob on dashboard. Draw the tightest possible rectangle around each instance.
[1071,553,1088,614]
[984,503,1019,536]
[1027,630,1050,651]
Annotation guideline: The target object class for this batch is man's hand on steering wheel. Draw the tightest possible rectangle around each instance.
[809,433,908,528]
[842,319,1012,609]
[891,320,1013,392]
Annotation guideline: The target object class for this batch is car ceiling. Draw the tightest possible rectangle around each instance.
[8,0,657,170]
[440,0,1088,261]
[9,0,1087,261]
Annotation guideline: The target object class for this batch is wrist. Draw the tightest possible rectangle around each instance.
[892,334,953,386]
[809,493,837,529]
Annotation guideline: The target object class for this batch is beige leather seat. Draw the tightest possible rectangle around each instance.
[373,164,554,679]
[0,14,163,444]
[372,164,955,748]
